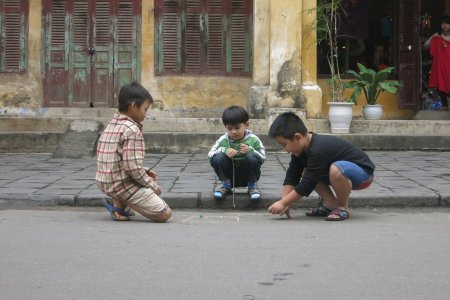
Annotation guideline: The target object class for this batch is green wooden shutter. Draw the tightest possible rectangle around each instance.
[155,0,183,74]
[70,0,90,106]
[229,0,251,74]
[185,0,202,73]
[43,0,69,106]
[206,0,225,74]
[0,0,28,73]
[155,0,251,76]
[114,0,141,103]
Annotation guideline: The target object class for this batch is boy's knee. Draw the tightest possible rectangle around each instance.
[330,164,345,180]
[245,153,262,166]
[151,208,173,223]
[211,152,228,166]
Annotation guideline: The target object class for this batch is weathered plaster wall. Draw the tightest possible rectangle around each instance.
[0,0,42,109]
[253,0,270,86]
[301,0,323,118]
[266,0,304,110]
[141,1,252,117]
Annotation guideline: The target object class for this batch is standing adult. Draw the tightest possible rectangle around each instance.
[426,15,450,110]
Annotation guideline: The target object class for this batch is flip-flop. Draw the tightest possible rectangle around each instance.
[123,207,135,217]
[325,208,350,221]
[305,201,332,217]
[248,189,261,201]
[105,202,130,221]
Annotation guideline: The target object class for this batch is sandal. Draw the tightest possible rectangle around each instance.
[248,189,261,201]
[305,201,332,217]
[214,187,232,200]
[124,207,135,217]
[105,202,130,221]
[325,208,350,221]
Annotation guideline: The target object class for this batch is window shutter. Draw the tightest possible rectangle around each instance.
[115,0,141,90]
[229,0,251,74]
[185,0,202,73]
[73,1,88,47]
[155,0,183,74]
[206,0,225,73]
[94,1,110,46]
[49,0,66,47]
[0,0,28,73]
[155,0,252,76]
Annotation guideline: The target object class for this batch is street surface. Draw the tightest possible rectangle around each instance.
[1,207,450,300]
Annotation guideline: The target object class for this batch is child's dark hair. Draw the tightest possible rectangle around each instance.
[222,105,249,125]
[118,81,153,113]
[441,15,450,25]
[269,112,308,139]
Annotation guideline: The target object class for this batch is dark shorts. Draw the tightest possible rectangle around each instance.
[333,161,373,190]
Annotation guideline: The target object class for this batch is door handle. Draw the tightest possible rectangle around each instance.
[88,47,96,55]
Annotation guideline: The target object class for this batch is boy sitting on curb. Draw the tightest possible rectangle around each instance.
[208,106,266,201]
[267,112,375,221]
[96,81,172,222]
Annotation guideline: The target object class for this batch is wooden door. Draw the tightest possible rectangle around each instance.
[43,0,141,107]
[397,0,421,109]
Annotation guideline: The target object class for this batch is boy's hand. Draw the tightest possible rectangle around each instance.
[239,144,250,154]
[226,148,239,158]
[268,201,291,219]
[147,169,158,180]
[154,185,162,196]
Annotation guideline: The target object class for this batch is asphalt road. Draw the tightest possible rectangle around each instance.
[1,207,450,300]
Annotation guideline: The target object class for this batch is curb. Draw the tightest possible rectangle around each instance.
[0,192,447,209]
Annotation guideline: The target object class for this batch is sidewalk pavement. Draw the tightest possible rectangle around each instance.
[0,151,449,210]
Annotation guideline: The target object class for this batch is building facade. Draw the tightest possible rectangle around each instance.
[0,0,448,119]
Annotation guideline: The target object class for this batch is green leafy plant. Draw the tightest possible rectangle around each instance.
[345,63,402,105]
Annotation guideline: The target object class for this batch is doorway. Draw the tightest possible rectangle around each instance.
[42,0,141,107]
[420,0,450,110]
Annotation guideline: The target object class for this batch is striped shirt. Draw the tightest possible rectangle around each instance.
[96,113,157,200]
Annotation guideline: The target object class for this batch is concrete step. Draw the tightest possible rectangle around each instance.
[1,131,449,154]
[2,116,450,135]
[1,110,450,153]
[413,110,450,120]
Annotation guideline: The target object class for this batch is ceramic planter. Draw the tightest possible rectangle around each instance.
[363,104,383,120]
[328,102,353,133]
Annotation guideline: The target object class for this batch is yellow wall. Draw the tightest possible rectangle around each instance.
[141,1,252,117]
[0,0,42,108]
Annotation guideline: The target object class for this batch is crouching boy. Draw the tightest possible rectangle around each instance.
[268,112,374,221]
[96,81,172,222]
[208,106,266,201]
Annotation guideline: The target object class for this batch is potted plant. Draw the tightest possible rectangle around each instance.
[345,63,402,120]
[306,0,354,133]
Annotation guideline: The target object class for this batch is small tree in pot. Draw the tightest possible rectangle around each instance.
[307,0,345,102]
[345,63,402,119]
[306,0,354,133]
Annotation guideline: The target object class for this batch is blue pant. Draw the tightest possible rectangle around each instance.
[210,152,262,187]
